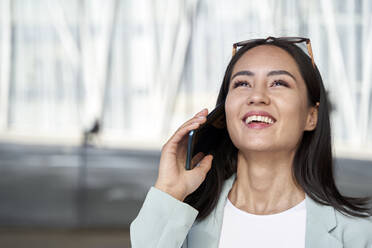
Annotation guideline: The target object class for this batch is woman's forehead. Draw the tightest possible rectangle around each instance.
[232,45,301,75]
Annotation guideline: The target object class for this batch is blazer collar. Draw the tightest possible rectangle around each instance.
[188,173,343,248]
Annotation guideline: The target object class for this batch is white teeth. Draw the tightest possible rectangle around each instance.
[244,115,274,124]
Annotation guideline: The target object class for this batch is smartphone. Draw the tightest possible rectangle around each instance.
[185,103,226,170]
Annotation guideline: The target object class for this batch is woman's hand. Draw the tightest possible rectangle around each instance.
[154,108,214,202]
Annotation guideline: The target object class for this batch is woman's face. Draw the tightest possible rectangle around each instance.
[225,45,318,153]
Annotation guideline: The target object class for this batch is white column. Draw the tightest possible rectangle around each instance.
[320,0,359,144]
[360,0,372,144]
[0,0,11,131]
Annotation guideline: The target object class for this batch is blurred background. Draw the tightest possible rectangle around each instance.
[0,0,372,247]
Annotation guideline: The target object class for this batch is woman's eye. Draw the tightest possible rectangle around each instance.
[272,80,289,87]
[233,81,250,88]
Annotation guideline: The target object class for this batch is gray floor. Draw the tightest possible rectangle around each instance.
[0,142,371,247]
[0,142,159,228]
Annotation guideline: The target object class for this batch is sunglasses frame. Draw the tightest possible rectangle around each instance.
[232,36,315,68]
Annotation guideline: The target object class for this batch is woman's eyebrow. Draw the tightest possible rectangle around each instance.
[267,70,297,82]
[231,70,297,82]
[231,70,254,80]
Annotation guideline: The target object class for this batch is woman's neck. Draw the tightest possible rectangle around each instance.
[228,150,305,215]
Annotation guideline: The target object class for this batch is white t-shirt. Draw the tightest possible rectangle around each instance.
[218,197,306,248]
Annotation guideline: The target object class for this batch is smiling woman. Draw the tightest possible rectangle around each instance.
[130,37,372,248]
[226,45,316,155]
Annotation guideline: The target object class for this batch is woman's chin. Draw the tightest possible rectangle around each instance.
[237,142,278,153]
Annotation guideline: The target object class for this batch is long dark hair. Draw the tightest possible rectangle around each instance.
[184,39,372,221]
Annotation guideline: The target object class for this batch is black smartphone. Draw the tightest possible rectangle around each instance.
[185,103,226,170]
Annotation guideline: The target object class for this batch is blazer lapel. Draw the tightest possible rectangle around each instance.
[187,174,236,248]
[305,194,343,248]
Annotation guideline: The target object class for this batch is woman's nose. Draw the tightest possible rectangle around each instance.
[247,87,270,105]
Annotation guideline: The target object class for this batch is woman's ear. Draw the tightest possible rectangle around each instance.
[305,102,319,131]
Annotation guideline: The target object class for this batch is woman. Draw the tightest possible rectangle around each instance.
[130,37,372,248]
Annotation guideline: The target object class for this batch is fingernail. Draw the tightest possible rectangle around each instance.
[196,108,207,116]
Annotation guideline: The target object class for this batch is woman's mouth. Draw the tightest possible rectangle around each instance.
[242,115,276,129]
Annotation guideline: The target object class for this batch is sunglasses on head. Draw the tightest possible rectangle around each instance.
[232,36,315,68]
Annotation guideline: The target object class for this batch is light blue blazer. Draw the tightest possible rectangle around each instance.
[130,173,372,247]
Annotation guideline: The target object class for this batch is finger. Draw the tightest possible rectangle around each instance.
[179,114,206,130]
[163,109,208,151]
[178,109,208,130]
[165,122,200,150]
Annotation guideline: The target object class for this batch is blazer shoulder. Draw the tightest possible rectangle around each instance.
[333,210,372,245]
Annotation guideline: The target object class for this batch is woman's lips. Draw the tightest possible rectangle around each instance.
[242,111,277,123]
[241,111,276,129]
[242,120,274,129]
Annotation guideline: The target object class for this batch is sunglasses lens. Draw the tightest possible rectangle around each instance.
[278,37,304,43]
[235,38,262,47]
